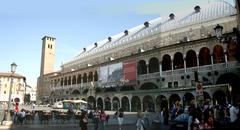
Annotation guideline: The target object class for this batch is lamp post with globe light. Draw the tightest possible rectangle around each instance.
[4,63,17,125]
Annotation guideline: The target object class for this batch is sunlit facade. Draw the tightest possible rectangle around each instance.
[40,1,240,111]
[0,73,26,104]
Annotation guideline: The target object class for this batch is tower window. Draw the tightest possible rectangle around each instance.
[48,44,52,49]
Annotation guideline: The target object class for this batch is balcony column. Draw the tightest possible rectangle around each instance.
[70,77,72,86]
[119,99,122,110]
[211,54,215,84]
[183,56,187,74]
[80,78,83,94]
[197,53,200,71]
[171,58,174,71]
[211,54,214,66]
[153,96,156,112]
[224,51,228,68]
[183,57,187,88]
[111,99,114,111]
[159,61,162,77]
[103,100,105,110]
[146,61,149,74]
[129,97,132,112]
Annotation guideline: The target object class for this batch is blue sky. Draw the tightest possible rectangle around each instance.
[0,0,235,87]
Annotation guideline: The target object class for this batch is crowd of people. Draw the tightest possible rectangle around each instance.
[79,107,123,130]
[2,100,240,130]
[166,100,240,130]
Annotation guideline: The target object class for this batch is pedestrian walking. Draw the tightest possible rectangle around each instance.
[229,103,239,126]
[117,108,124,130]
[99,109,107,130]
[13,102,19,125]
[18,109,26,125]
[136,111,146,130]
[79,111,88,130]
[93,107,100,130]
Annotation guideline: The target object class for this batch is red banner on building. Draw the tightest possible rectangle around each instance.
[123,58,136,84]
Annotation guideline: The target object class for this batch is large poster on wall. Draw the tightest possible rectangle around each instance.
[99,66,108,87]
[98,62,123,87]
[123,58,137,85]
[108,62,123,84]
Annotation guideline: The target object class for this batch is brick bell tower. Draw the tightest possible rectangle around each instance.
[37,36,56,102]
[40,36,56,76]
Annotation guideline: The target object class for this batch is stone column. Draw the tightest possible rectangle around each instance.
[159,62,162,77]
[197,53,200,71]
[129,98,132,112]
[224,51,228,68]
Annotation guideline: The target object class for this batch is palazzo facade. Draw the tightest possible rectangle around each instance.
[37,1,240,112]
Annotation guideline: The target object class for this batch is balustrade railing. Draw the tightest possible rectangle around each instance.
[137,72,160,81]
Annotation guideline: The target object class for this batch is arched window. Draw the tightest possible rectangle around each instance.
[88,72,93,82]
[72,75,76,85]
[77,74,81,84]
[173,52,184,69]
[213,45,225,64]
[199,47,211,66]
[149,57,159,73]
[186,50,197,68]
[137,60,147,75]
[94,71,98,81]
[162,54,171,71]
[83,73,87,83]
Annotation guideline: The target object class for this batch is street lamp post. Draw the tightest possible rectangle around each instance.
[23,77,26,104]
[4,63,17,125]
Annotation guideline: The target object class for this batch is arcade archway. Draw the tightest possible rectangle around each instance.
[112,97,120,111]
[131,96,141,112]
[121,96,130,111]
[104,97,111,110]
[143,95,154,112]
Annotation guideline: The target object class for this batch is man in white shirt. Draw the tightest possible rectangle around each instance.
[229,104,239,123]
[18,109,26,125]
